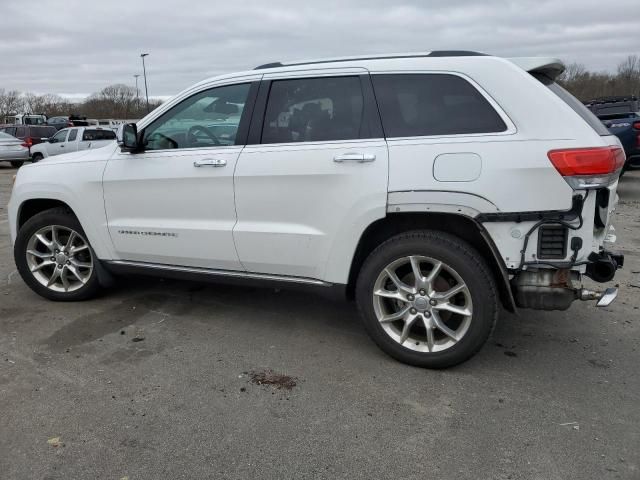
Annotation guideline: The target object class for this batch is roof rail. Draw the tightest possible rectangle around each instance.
[584,95,638,105]
[254,50,487,70]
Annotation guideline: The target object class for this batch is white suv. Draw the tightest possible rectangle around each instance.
[7,52,625,368]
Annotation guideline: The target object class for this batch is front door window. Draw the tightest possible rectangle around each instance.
[142,83,251,150]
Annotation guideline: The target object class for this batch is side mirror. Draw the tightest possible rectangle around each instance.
[48,137,55,143]
[118,123,139,152]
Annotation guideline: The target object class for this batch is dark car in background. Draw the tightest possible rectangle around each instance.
[47,115,90,131]
[0,125,57,167]
[586,96,640,173]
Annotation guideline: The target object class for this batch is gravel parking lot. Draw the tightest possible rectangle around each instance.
[0,165,639,479]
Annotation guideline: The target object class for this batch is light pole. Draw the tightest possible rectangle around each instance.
[133,74,140,107]
[140,53,150,113]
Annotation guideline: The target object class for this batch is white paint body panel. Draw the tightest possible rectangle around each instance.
[234,139,388,282]
[103,146,243,270]
[433,153,482,182]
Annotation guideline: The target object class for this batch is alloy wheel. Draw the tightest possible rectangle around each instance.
[25,225,93,293]
[372,255,473,353]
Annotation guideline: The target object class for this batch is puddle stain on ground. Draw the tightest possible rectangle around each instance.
[248,369,298,390]
[41,294,177,353]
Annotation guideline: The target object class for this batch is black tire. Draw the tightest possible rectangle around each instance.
[31,153,43,164]
[10,161,24,168]
[14,208,102,301]
[356,230,498,368]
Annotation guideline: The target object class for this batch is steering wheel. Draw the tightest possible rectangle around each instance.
[187,125,221,147]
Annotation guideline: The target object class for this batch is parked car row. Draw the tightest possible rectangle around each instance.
[586,95,640,173]
[30,127,116,162]
[0,125,116,167]
[0,125,56,167]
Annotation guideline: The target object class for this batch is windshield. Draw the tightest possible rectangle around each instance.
[23,116,46,125]
[533,73,610,136]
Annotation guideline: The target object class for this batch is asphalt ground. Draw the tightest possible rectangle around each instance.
[1,165,639,479]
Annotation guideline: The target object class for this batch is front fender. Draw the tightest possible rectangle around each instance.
[8,160,114,260]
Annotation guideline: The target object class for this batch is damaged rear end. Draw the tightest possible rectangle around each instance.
[503,60,625,310]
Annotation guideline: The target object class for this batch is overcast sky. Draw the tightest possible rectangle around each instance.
[1,0,638,99]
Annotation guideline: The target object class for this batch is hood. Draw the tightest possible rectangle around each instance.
[32,142,118,167]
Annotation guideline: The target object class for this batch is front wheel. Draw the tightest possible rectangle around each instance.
[14,208,102,301]
[356,230,498,368]
[31,153,44,163]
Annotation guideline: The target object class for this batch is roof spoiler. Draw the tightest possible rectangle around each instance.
[508,57,565,80]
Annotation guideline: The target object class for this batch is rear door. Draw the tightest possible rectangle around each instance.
[62,128,79,151]
[233,71,388,282]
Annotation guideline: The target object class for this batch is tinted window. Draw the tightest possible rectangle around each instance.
[372,74,507,137]
[261,76,364,144]
[67,129,78,141]
[533,74,610,136]
[15,127,26,138]
[31,126,57,138]
[82,129,116,141]
[29,127,47,138]
[3,127,17,136]
[143,83,251,150]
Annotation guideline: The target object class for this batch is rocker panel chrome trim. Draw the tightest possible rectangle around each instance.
[105,260,332,287]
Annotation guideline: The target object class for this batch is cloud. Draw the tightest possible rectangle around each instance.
[0,0,637,96]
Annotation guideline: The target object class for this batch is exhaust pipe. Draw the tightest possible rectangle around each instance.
[578,287,619,307]
[585,251,623,283]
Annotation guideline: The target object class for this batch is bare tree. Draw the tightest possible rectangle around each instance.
[616,55,640,97]
[0,89,24,118]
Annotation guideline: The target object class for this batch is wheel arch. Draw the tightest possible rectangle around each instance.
[17,198,76,230]
[347,212,517,313]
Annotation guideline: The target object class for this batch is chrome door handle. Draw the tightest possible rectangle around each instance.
[333,153,376,163]
[193,158,226,167]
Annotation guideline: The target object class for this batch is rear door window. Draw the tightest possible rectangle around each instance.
[533,73,610,136]
[67,129,78,141]
[15,127,26,138]
[261,76,365,144]
[372,74,507,138]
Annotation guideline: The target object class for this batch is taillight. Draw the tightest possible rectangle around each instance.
[21,137,33,149]
[547,146,625,189]
[68,122,74,127]
[632,121,640,130]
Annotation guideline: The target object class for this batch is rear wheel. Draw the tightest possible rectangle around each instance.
[14,208,101,301]
[356,230,498,368]
[31,153,43,163]
[10,161,24,168]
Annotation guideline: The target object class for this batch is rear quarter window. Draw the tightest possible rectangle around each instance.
[533,74,610,136]
[83,129,116,141]
[371,73,507,137]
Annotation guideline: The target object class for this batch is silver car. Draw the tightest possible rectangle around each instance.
[0,132,29,168]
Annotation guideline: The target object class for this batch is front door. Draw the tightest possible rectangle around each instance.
[233,74,389,282]
[103,81,258,270]
[46,129,69,156]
